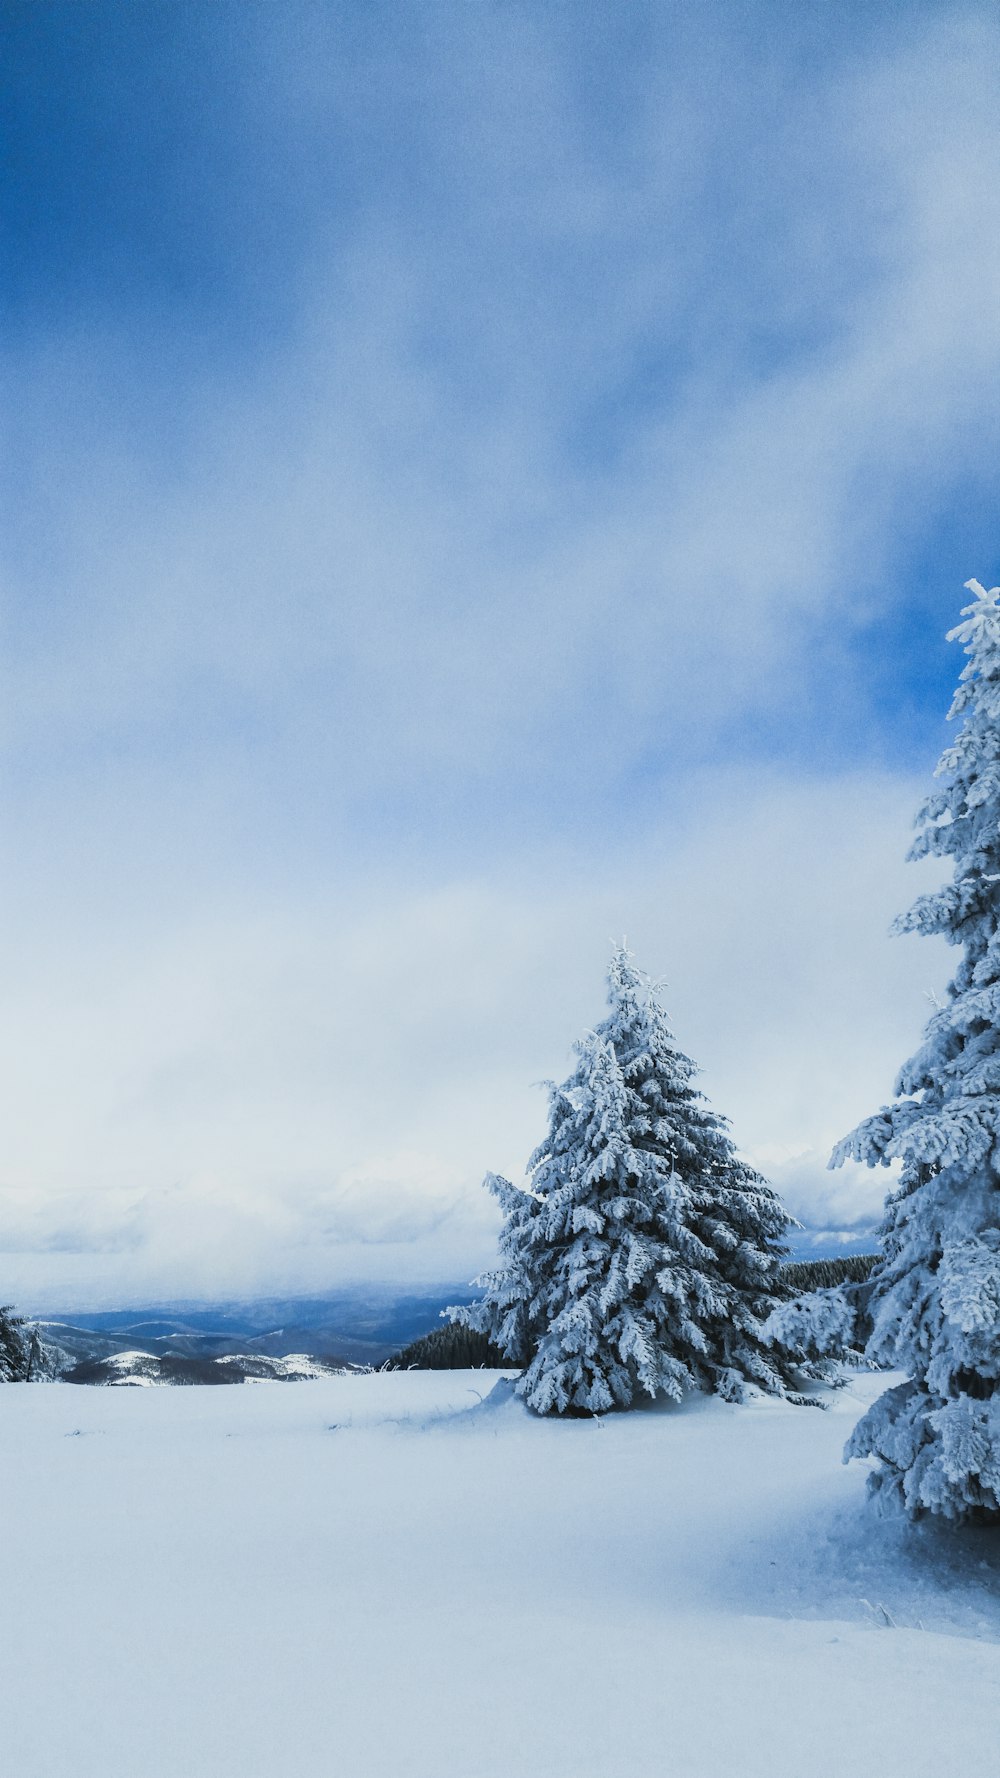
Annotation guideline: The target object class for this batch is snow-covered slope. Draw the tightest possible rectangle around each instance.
[1,1371,998,1777]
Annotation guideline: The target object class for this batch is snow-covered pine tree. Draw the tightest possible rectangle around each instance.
[452,946,807,1414]
[762,1285,860,1369]
[0,1305,31,1383]
[832,580,1000,1521]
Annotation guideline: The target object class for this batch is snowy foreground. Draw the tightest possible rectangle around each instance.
[2,1372,999,1778]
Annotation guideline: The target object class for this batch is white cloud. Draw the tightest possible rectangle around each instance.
[0,769,948,1305]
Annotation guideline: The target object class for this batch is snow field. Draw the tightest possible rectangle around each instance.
[1,1369,998,1778]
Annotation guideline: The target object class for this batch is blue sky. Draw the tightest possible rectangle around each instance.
[3,1,1000,1306]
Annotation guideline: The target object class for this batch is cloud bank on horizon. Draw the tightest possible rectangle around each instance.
[2,3,998,1307]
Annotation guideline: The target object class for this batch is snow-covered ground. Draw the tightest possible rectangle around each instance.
[2,1370,998,1778]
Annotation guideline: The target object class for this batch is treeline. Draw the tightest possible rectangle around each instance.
[780,1255,876,1292]
[387,1322,510,1371]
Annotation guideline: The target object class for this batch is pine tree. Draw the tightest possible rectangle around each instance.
[0,1305,31,1382]
[452,946,806,1414]
[832,580,1000,1521]
[761,1286,861,1367]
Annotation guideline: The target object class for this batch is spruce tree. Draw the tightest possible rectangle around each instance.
[453,946,806,1414]
[832,580,1000,1521]
[0,1305,31,1383]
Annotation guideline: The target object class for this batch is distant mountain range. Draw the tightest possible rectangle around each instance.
[58,1349,350,1386]
[35,1285,478,1382]
[783,1227,878,1262]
